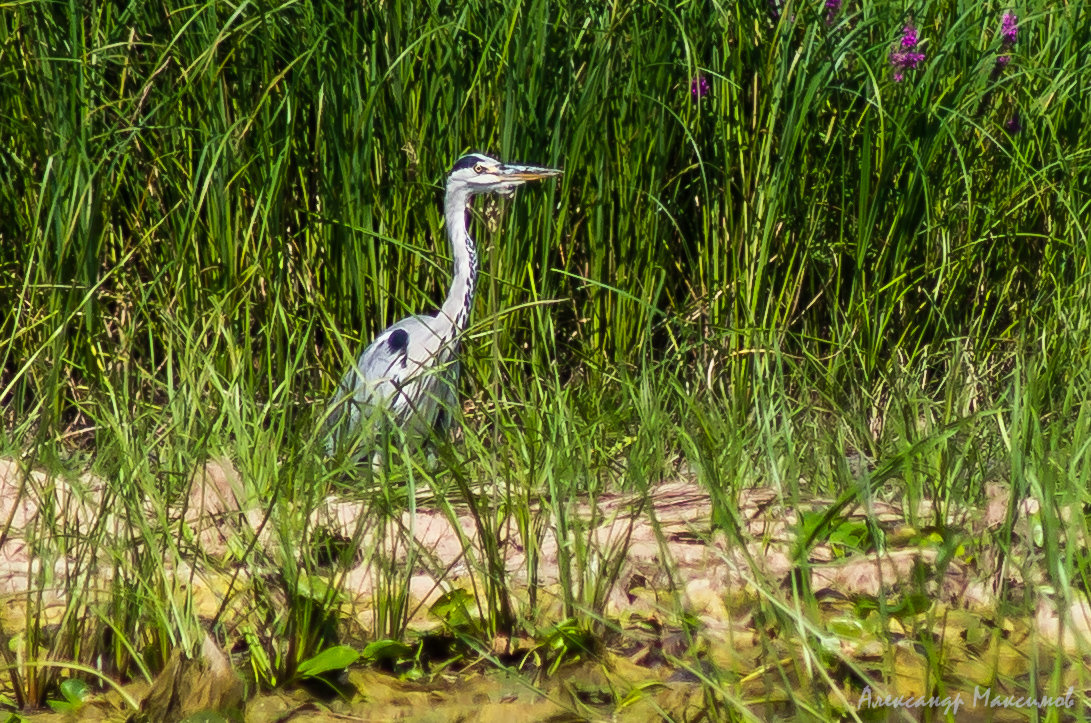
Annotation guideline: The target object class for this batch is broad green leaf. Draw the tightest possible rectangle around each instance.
[297,645,361,678]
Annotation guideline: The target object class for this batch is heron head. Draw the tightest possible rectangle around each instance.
[447,153,562,198]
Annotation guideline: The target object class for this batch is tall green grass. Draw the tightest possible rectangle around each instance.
[1,0,1090,717]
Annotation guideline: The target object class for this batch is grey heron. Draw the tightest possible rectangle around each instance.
[325,153,562,463]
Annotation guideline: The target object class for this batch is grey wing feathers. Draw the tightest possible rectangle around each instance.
[325,314,461,459]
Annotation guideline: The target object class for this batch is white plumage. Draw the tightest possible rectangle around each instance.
[325,153,561,463]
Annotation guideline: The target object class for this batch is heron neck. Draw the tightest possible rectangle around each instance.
[440,186,477,332]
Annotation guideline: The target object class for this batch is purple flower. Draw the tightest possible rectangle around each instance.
[690,75,710,100]
[1005,114,1022,134]
[901,24,919,48]
[890,23,925,81]
[1001,12,1018,46]
[994,14,1018,73]
[825,0,841,24]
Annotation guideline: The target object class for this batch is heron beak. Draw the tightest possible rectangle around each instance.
[500,163,564,182]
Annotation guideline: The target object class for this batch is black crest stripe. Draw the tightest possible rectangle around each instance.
[450,154,487,173]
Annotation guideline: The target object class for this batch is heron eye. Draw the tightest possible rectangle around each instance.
[473,163,486,174]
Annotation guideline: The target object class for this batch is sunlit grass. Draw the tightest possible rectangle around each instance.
[0,0,1089,718]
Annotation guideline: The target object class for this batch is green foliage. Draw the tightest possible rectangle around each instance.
[45,678,90,714]
[0,0,1089,718]
[429,588,480,635]
[537,619,600,676]
[359,639,418,675]
[295,644,361,679]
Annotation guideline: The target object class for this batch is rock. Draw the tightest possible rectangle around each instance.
[134,634,243,723]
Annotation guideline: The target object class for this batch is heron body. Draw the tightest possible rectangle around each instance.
[326,153,561,463]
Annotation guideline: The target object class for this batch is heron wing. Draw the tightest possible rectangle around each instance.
[326,314,461,457]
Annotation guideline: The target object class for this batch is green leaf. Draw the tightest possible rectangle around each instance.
[361,639,415,666]
[45,701,76,715]
[59,678,90,705]
[429,588,475,629]
[46,677,91,714]
[296,645,361,678]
